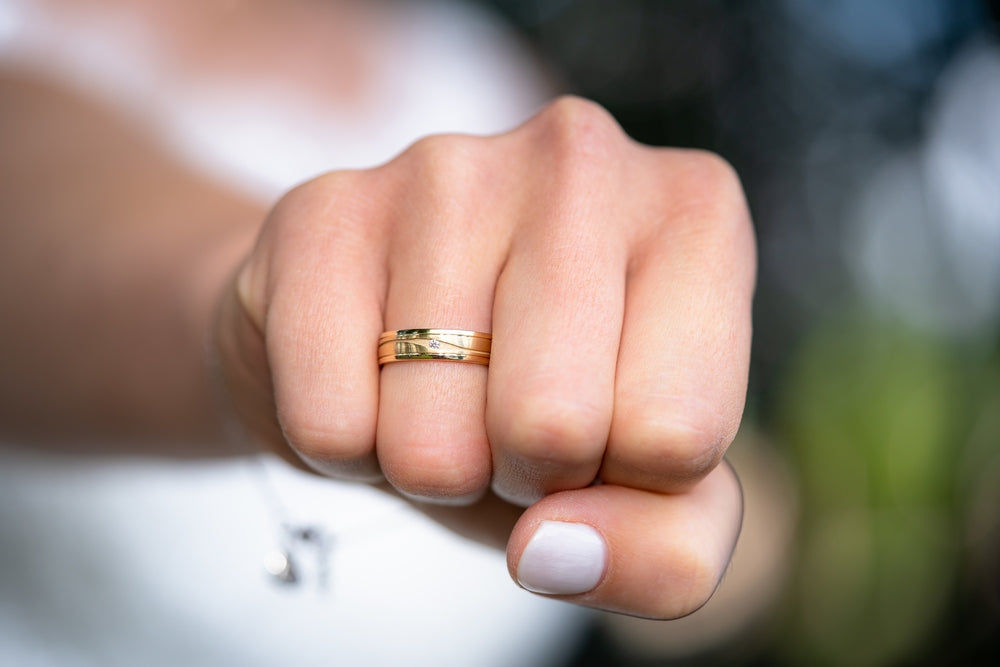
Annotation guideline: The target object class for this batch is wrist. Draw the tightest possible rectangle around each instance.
[182,211,264,449]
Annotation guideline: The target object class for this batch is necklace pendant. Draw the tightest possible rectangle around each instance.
[263,549,298,585]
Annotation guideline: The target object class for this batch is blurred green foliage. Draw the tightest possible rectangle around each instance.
[776,316,973,665]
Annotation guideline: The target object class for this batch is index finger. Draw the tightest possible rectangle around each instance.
[601,149,755,493]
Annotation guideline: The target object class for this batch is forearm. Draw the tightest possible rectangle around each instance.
[0,71,264,453]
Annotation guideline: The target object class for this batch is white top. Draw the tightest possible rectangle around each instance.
[0,2,586,665]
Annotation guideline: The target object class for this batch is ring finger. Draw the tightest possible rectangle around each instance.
[375,137,509,504]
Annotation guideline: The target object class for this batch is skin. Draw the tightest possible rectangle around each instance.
[0,7,755,621]
[222,98,754,618]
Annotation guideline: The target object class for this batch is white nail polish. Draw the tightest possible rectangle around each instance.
[516,521,607,595]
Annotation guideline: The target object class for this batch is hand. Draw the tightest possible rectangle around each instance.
[215,97,755,618]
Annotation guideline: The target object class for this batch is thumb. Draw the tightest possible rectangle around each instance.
[506,462,742,619]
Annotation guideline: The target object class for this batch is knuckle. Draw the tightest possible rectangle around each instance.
[535,95,624,157]
[398,133,486,195]
[383,448,491,503]
[266,170,382,249]
[520,97,630,240]
[660,418,727,477]
[501,395,609,467]
[527,96,627,175]
[272,171,354,222]
[663,149,751,239]
[391,133,499,241]
[683,149,742,193]
[268,178,316,218]
[616,403,733,488]
[279,404,371,464]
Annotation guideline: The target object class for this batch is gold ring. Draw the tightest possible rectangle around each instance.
[378,329,492,366]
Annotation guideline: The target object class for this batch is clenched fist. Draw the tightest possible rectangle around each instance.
[216,97,755,618]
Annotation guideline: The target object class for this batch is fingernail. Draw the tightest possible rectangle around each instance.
[516,521,607,595]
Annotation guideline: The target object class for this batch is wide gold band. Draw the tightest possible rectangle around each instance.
[378,329,492,366]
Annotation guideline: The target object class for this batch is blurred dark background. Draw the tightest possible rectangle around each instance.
[476,1,1000,665]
